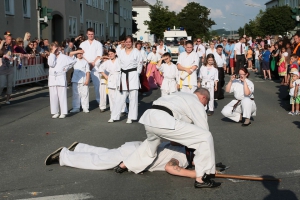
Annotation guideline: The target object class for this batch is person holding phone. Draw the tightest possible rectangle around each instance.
[221,68,256,126]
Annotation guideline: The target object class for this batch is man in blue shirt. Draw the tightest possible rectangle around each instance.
[229,40,235,75]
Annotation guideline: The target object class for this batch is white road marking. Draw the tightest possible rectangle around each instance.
[18,193,93,200]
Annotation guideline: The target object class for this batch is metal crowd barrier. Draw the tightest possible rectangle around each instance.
[13,56,48,87]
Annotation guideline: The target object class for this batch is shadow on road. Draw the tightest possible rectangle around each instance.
[292,121,300,129]
[262,175,298,200]
[276,85,290,111]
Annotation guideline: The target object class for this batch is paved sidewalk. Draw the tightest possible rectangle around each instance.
[0,80,48,103]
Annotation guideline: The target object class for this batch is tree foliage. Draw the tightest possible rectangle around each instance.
[177,2,215,39]
[144,0,179,39]
[260,6,295,35]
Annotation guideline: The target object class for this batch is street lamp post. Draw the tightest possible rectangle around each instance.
[223,23,233,38]
[231,13,245,36]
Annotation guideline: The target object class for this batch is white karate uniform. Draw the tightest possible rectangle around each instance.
[59,142,188,171]
[79,39,103,103]
[206,48,216,56]
[157,63,178,96]
[111,48,143,121]
[99,58,126,112]
[177,52,199,94]
[221,79,257,122]
[71,58,90,110]
[214,52,226,68]
[147,52,161,63]
[48,53,76,115]
[123,92,216,177]
[139,49,147,63]
[96,60,109,110]
[199,66,218,111]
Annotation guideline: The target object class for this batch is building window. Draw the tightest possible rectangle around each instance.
[94,22,99,36]
[69,17,78,36]
[86,19,92,29]
[80,2,83,23]
[106,11,108,27]
[23,0,30,18]
[100,0,104,10]
[109,24,113,37]
[109,0,113,13]
[5,0,15,15]
[99,23,104,36]
[120,6,123,17]
[86,0,92,5]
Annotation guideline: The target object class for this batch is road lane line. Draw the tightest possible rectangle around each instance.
[18,193,93,200]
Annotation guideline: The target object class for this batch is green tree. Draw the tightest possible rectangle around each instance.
[177,2,215,39]
[144,0,179,39]
[260,6,295,35]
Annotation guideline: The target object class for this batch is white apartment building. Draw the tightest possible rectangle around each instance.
[132,0,154,43]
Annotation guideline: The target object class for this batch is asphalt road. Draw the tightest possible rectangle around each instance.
[0,73,300,200]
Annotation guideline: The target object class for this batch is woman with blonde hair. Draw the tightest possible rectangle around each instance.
[23,32,31,48]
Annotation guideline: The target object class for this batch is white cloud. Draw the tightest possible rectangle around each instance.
[209,8,224,19]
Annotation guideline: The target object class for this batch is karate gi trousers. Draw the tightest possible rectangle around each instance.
[124,116,216,177]
[90,69,101,103]
[111,90,138,120]
[99,83,108,110]
[221,98,257,122]
[72,83,89,110]
[201,81,214,111]
[180,85,197,94]
[59,142,142,170]
[214,68,225,99]
[49,86,68,115]
[108,88,127,112]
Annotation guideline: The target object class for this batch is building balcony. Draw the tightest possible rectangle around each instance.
[114,14,119,24]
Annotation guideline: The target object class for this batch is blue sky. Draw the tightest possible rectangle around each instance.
[146,0,269,31]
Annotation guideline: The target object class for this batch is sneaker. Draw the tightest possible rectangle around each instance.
[288,111,295,115]
[126,119,132,124]
[52,113,60,119]
[108,119,114,123]
[82,109,89,113]
[59,114,66,119]
[68,142,79,151]
[70,109,80,113]
[207,111,214,116]
[194,174,221,188]
[44,147,63,165]
[5,101,10,105]
[100,109,105,113]
[295,111,299,116]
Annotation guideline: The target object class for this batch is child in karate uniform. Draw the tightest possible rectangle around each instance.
[198,53,219,116]
[156,52,179,96]
[69,48,90,113]
[95,52,109,112]
[48,43,76,119]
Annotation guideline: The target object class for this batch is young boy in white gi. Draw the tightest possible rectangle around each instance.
[95,53,109,112]
[69,48,90,113]
[48,43,76,119]
[157,52,179,96]
[177,40,199,93]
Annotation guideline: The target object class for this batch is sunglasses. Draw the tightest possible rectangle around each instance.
[197,41,201,42]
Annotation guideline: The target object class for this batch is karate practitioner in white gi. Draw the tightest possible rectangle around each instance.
[48,43,76,119]
[156,52,179,96]
[45,141,188,174]
[95,53,109,112]
[99,49,126,113]
[69,48,90,113]
[108,36,143,124]
[198,54,218,116]
[177,40,199,94]
[115,88,221,188]
[221,68,256,126]
[194,38,206,75]
[79,28,103,104]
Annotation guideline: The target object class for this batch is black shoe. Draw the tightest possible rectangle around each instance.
[242,122,251,127]
[45,147,63,165]
[114,162,128,173]
[68,142,79,151]
[207,111,214,116]
[194,174,221,188]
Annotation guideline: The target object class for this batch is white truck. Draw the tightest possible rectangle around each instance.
[163,27,191,62]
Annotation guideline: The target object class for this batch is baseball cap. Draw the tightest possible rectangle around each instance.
[4,31,12,36]
[291,71,299,76]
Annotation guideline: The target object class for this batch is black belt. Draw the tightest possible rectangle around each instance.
[232,98,254,113]
[120,68,137,91]
[151,105,173,117]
